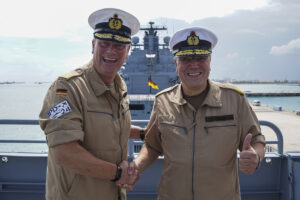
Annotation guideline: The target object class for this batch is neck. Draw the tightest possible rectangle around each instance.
[100,76,114,84]
[93,66,115,84]
[182,81,208,97]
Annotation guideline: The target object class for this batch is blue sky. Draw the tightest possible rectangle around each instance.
[0,0,299,82]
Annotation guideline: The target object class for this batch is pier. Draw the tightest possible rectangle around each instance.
[246,92,300,97]
[253,105,300,152]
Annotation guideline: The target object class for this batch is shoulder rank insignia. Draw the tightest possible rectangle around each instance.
[216,82,244,95]
[155,84,178,97]
[234,87,244,95]
[59,70,81,80]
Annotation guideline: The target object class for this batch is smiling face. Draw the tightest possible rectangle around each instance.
[92,39,130,84]
[174,56,211,96]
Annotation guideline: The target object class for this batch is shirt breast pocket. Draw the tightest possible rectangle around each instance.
[85,108,116,151]
[201,122,239,167]
[158,116,190,164]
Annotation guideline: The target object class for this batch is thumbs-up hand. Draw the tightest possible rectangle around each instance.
[239,133,260,175]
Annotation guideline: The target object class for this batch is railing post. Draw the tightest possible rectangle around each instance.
[259,120,284,155]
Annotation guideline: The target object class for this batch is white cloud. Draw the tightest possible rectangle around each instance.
[245,57,255,65]
[0,0,269,38]
[226,52,239,59]
[270,38,300,55]
[63,54,93,69]
[237,29,265,36]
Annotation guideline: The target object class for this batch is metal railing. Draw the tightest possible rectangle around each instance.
[0,119,284,155]
[260,120,284,155]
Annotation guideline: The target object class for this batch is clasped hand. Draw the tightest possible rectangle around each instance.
[115,160,139,190]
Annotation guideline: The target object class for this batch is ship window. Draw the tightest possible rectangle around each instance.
[129,104,145,110]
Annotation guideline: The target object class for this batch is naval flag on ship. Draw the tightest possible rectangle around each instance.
[148,78,159,90]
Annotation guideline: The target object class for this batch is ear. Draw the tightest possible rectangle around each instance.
[174,59,179,74]
[92,39,95,54]
[125,45,131,59]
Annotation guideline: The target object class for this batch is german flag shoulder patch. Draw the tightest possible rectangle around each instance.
[56,89,67,95]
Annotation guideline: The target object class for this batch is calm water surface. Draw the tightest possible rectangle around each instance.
[1,82,300,152]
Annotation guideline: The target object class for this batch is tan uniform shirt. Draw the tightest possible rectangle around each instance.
[145,81,265,200]
[39,61,131,200]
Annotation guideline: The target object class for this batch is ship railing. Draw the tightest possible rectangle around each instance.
[0,119,283,155]
[128,120,284,158]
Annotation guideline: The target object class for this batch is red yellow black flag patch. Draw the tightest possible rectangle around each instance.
[56,89,67,95]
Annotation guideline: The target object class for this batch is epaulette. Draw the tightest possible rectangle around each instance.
[155,84,179,97]
[59,69,83,80]
[214,82,244,95]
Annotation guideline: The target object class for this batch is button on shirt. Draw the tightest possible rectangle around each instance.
[145,80,265,200]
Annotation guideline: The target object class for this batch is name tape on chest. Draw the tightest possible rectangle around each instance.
[205,114,234,122]
[48,100,72,119]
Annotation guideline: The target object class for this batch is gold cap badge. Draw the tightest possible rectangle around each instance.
[187,31,200,46]
[108,14,122,30]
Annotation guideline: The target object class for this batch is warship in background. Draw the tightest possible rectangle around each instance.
[1,22,300,200]
[120,22,179,119]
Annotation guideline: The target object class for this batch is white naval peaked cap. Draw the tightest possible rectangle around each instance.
[169,27,218,57]
[88,8,140,44]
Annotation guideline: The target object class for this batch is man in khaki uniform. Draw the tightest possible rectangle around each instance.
[39,8,141,200]
[130,27,266,200]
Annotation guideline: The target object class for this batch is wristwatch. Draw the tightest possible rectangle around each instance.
[140,128,145,141]
[111,164,122,182]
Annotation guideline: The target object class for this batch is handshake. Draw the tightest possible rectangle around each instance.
[114,160,140,190]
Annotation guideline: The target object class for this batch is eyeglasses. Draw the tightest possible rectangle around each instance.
[98,40,128,50]
[177,56,209,64]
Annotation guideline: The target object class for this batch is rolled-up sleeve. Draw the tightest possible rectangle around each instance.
[39,79,84,147]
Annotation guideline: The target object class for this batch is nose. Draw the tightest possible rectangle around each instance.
[188,58,202,66]
[106,44,116,53]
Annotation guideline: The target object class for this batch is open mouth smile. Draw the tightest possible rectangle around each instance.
[103,57,117,63]
[187,72,202,77]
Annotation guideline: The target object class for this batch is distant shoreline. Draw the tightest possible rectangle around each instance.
[0,81,50,85]
[216,80,300,84]
[1,80,300,85]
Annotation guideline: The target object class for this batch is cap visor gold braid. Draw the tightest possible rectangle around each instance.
[175,49,211,56]
[94,33,131,43]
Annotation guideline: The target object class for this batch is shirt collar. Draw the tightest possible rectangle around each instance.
[202,80,222,107]
[170,84,188,105]
[86,61,127,98]
[170,80,222,107]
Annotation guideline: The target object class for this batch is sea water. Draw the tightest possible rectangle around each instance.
[1,82,300,152]
[235,83,300,112]
[0,83,50,152]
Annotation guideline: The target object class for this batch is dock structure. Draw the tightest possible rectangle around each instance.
[253,105,300,152]
[246,92,300,97]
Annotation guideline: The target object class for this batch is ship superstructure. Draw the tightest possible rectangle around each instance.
[121,22,179,95]
[120,22,179,119]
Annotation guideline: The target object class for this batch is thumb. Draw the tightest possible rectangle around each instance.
[242,133,252,151]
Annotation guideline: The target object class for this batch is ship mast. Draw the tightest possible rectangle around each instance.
[140,21,167,55]
[141,22,167,93]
